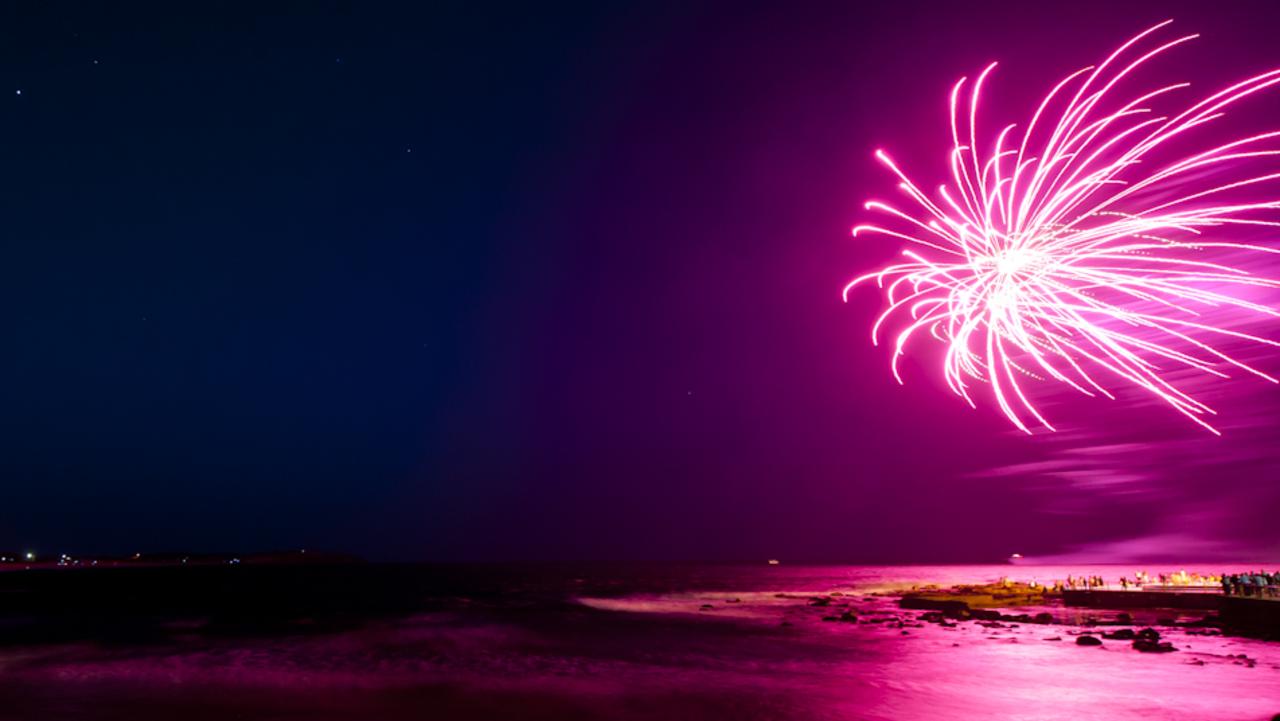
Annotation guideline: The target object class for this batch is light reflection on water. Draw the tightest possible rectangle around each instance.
[0,564,1276,720]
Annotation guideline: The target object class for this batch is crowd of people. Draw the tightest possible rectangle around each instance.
[1221,571,1280,597]
[1057,571,1217,590]
[1061,574,1109,589]
[1054,569,1280,596]
[1124,570,1217,589]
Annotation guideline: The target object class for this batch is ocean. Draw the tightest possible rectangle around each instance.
[0,562,1276,720]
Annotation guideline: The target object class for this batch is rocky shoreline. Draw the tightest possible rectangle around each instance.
[710,581,1275,668]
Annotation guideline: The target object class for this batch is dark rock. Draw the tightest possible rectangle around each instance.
[838,612,858,623]
[821,616,839,622]
[1115,613,1133,625]
[1033,612,1054,624]
[1104,629,1136,640]
[897,597,967,613]
[1183,616,1221,628]
[809,597,831,607]
[1076,635,1103,646]
[725,598,741,604]
[1136,628,1161,642]
[969,609,1002,621]
[1133,639,1177,653]
[1044,636,1062,641]
[1157,617,1178,626]
[699,604,714,611]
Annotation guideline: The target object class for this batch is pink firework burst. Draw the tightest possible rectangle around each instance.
[845,20,1280,435]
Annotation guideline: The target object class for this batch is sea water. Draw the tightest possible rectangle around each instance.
[0,563,1276,720]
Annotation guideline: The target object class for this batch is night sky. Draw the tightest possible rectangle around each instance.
[3,1,1279,562]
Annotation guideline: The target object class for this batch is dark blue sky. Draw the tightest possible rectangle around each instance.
[2,2,1278,562]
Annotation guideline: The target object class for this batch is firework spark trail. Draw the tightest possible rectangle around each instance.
[845,21,1280,435]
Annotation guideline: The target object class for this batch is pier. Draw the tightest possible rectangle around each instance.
[1062,588,1280,638]
[1062,589,1223,611]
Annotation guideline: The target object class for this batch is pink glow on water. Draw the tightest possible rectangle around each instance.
[846,21,1280,434]
[3,565,1276,720]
